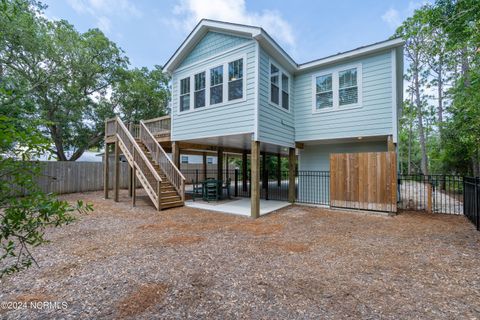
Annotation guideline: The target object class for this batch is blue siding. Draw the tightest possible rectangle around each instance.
[171,39,256,141]
[294,51,394,142]
[299,141,388,171]
[179,32,251,69]
[257,48,295,147]
[298,141,387,203]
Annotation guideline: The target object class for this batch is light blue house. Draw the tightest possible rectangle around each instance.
[163,19,403,217]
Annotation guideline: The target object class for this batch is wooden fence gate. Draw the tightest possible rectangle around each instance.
[330,152,397,213]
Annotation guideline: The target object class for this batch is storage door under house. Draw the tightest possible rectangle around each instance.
[330,152,397,213]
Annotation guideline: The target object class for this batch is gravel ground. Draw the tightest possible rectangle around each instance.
[1,190,480,319]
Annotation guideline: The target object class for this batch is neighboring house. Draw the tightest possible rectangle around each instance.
[164,19,403,173]
[34,150,103,162]
[180,154,217,164]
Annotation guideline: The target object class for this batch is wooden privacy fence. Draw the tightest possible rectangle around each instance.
[8,161,130,196]
[330,152,397,213]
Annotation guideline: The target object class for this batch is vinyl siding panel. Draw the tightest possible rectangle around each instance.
[257,47,295,148]
[171,40,256,141]
[179,32,251,69]
[294,51,394,142]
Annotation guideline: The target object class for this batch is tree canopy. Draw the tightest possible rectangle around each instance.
[395,0,479,176]
[0,0,170,161]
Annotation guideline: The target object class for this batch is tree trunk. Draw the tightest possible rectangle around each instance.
[437,58,443,126]
[50,125,67,161]
[413,56,429,175]
[408,121,412,174]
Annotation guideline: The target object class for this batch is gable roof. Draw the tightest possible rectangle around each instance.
[163,19,403,74]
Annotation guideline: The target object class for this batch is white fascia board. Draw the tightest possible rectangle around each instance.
[297,38,404,73]
[164,19,261,73]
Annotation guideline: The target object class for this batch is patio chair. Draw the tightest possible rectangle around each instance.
[203,179,219,202]
[191,179,203,202]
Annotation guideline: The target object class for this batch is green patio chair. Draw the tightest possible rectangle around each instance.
[203,179,219,202]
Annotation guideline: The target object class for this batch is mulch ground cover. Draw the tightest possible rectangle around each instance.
[1,190,479,319]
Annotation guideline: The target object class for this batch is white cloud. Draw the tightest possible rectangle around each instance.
[381,1,429,29]
[381,8,401,29]
[96,16,112,33]
[166,0,295,49]
[67,0,141,33]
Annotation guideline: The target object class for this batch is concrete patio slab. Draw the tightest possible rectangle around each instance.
[185,198,290,216]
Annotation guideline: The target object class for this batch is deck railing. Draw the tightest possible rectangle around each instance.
[139,120,185,201]
[142,116,171,136]
[106,116,163,209]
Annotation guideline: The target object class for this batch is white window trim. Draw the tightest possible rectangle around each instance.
[311,63,363,114]
[193,71,206,109]
[176,53,247,115]
[268,60,291,113]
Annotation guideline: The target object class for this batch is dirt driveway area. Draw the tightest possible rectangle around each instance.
[1,190,479,319]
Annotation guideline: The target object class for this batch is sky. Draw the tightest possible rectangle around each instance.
[43,0,426,69]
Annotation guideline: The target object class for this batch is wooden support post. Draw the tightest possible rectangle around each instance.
[277,153,281,187]
[288,147,296,203]
[114,140,120,202]
[251,141,260,219]
[128,165,133,197]
[217,147,224,194]
[132,163,136,207]
[157,181,162,211]
[387,135,395,152]
[427,183,433,213]
[104,143,110,199]
[202,152,207,181]
[172,141,180,168]
[261,152,267,189]
[226,154,229,180]
[242,150,248,192]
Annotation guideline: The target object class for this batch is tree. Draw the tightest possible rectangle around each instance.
[1,2,129,161]
[395,0,479,176]
[111,66,170,123]
[1,0,171,161]
[0,0,93,278]
[396,11,431,175]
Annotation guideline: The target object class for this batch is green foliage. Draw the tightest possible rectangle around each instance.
[0,0,170,161]
[112,66,170,123]
[395,0,480,175]
[0,116,93,277]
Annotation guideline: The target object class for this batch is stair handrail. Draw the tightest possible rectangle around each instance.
[114,117,163,184]
[139,120,185,201]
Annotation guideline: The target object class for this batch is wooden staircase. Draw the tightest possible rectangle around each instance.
[137,140,184,209]
[104,117,185,211]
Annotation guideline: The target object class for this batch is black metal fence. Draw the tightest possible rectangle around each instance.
[184,169,479,231]
[297,171,330,205]
[397,174,464,215]
[182,169,330,203]
[464,177,480,230]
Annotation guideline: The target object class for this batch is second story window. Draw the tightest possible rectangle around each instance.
[180,77,190,112]
[194,72,206,108]
[207,157,213,164]
[339,68,358,106]
[315,74,333,110]
[181,156,188,164]
[270,62,290,111]
[313,64,362,112]
[281,73,289,110]
[270,64,279,105]
[210,66,223,105]
[228,58,243,101]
